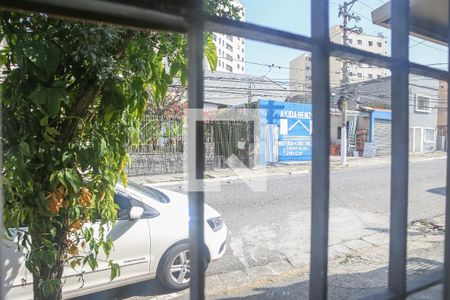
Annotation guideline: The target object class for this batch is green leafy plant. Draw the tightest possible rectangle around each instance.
[1,2,240,299]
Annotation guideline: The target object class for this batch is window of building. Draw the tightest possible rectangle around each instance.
[306,66,311,70]
[306,75,312,80]
[242,48,244,53]
[368,41,373,46]
[306,56,311,61]
[357,73,362,78]
[348,39,353,44]
[424,128,436,143]
[377,42,382,47]
[237,63,240,69]
[368,74,373,79]
[226,54,232,61]
[237,54,240,59]
[241,57,244,62]
[357,39,362,45]
[377,75,382,78]
[226,43,233,51]
[226,34,233,41]
[226,64,233,72]
[218,49,221,55]
[218,37,221,44]
[415,94,431,113]
[213,34,217,41]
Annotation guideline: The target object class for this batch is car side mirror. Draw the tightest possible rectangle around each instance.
[129,206,144,220]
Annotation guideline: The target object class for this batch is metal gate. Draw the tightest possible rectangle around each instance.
[374,119,392,156]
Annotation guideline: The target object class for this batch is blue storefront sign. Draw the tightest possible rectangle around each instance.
[259,100,312,163]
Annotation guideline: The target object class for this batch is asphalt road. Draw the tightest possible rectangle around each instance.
[163,158,447,277]
[74,157,447,299]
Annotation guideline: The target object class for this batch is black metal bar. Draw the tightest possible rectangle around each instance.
[388,0,410,298]
[444,0,450,297]
[0,0,188,32]
[3,0,447,83]
[204,15,315,52]
[309,0,330,299]
[187,0,205,299]
[204,15,448,83]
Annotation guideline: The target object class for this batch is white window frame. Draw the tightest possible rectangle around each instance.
[414,93,432,113]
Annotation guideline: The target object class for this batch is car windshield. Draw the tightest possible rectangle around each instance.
[126,181,170,203]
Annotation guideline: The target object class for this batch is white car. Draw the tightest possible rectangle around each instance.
[2,182,227,299]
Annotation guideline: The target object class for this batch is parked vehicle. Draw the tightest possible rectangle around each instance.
[3,182,227,299]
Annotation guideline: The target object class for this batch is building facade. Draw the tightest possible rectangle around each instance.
[210,0,246,74]
[437,80,447,150]
[289,25,389,94]
[329,75,439,155]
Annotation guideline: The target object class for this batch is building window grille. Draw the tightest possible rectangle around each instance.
[415,94,432,113]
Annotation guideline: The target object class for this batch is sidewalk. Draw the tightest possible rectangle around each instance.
[130,152,447,187]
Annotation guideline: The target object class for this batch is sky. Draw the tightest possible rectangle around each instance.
[238,0,448,80]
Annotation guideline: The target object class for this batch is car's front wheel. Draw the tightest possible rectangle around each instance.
[157,243,209,291]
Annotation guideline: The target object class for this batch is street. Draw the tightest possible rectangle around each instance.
[75,157,447,299]
[161,158,446,278]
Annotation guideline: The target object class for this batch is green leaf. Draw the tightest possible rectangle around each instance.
[29,86,47,106]
[102,240,112,257]
[43,132,56,143]
[86,254,97,270]
[30,86,67,117]
[19,41,61,80]
[204,34,218,72]
[40,116,49,126]
[64,169,81,193]
[50,227,57,239]
[46,127,61,137]
[83,227,92,242]
[19,141,31,157]
[103,104,116,122]
[108,261,120,281]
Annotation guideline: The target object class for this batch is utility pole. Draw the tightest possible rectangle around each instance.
[338,0,361,165]
[247,79,253,107]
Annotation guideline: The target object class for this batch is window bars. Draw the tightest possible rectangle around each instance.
[0,0,450,299]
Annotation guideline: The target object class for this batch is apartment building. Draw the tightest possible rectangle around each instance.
[289,25,389,94]
[210,0,246,74]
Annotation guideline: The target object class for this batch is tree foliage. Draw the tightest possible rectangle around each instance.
[1,2,240,299]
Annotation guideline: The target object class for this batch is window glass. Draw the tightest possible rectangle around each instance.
[424,129,435,143]
[127,181,170,203]
[114,192,131,220]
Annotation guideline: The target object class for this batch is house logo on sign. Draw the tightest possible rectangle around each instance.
[279,118,312,135]
[278,109,312,136]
